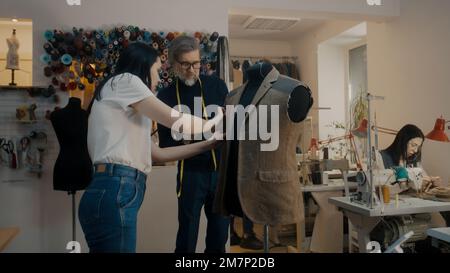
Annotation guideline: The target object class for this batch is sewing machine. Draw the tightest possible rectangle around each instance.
[331,167,450,252]
[349,167,425,206]
[297,155,353,186]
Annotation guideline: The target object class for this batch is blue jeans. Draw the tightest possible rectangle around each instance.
[78,163,146,253]
[175,171,230,253]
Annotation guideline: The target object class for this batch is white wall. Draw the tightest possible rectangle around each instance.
[291,20,362,137]
[229,38,293,58]
[367,0,450,183]
[317,43,346,140]
[0,0,228,253]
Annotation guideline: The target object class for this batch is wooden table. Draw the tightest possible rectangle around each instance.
[301,181,357,253]
[0,227,20,252]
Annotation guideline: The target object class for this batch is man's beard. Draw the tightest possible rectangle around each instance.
[178,74,198,87]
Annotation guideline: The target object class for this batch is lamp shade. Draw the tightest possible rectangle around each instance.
[309,138,318,151]
[426,117,450,142]
[352,118,368,138]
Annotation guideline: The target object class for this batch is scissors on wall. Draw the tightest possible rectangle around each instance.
[1,138,18,169]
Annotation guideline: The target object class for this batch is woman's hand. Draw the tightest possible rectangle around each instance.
[133,96,220,137]
[151,135,224,164]
[203,137,225,150]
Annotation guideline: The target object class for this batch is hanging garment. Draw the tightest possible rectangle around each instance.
[216,36,231,85]
[241,60,252,83]
[290,62,300,80]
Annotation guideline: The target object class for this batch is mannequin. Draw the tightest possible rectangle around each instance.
[224,62,273,217]
[50,97,92,192]
[6,29,20,86]
[50,97,92,245]
[6,29,20,70]
[214,62,313,251]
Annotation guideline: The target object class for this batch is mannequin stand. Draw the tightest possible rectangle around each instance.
[69,191,76,248]
[264,224,269,253]
[9,69,17,86]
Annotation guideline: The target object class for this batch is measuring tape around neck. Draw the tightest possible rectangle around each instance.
[175,78,217,198]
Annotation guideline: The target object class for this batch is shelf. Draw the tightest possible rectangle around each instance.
[16,120,39,124]
[0,86,45,91]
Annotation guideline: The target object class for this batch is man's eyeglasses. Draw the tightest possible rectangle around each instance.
[178,61,201,70]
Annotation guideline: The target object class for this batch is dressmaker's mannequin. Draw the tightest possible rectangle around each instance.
[6,29,20,86]
[51,97,92,192]
[50,97,92,246]
[6,29,20,70]
[214,62,313,251]
[216,62,313,221]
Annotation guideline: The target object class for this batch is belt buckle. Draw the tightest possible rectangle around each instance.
[96,164,107,173]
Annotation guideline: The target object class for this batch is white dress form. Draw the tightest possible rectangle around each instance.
[6,29,20,70]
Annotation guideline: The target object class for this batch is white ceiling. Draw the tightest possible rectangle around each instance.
[322,22,367,46]
[229,13,327,41]
[0,18,32,26]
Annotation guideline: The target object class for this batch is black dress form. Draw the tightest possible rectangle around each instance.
[50,97,92,192]
[225,62,313,216]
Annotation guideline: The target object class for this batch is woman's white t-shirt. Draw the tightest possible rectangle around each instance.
[88,73,154,174]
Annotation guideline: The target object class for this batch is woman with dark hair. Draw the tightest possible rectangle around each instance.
[380,124,425,169]
[79,42,223,253]
[379,124,449,248]
[380,124,443,187]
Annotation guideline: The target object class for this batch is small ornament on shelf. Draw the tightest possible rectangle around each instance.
[16,104,38,123]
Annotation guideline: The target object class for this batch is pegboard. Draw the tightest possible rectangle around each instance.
[40,27,220,93]
[0,88,64,183]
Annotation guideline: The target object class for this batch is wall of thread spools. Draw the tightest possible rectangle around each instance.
[39,26,220,95]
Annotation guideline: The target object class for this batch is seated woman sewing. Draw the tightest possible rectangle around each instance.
[379,124,443,193]
[370,124,449,252]
[378,124,449,226]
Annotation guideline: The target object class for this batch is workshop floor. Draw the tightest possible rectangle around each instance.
[230,217,308,253]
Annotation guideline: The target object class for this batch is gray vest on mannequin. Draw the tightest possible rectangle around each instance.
[214,63,313,225]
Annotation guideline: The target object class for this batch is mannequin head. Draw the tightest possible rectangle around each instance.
[384,124,424,166]
[68,97,81,108]
[244,61,273,84]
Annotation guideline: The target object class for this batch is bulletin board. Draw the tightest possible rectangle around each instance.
[0,87,59,183]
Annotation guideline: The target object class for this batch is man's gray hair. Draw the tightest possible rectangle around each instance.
[168,36,200,65]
